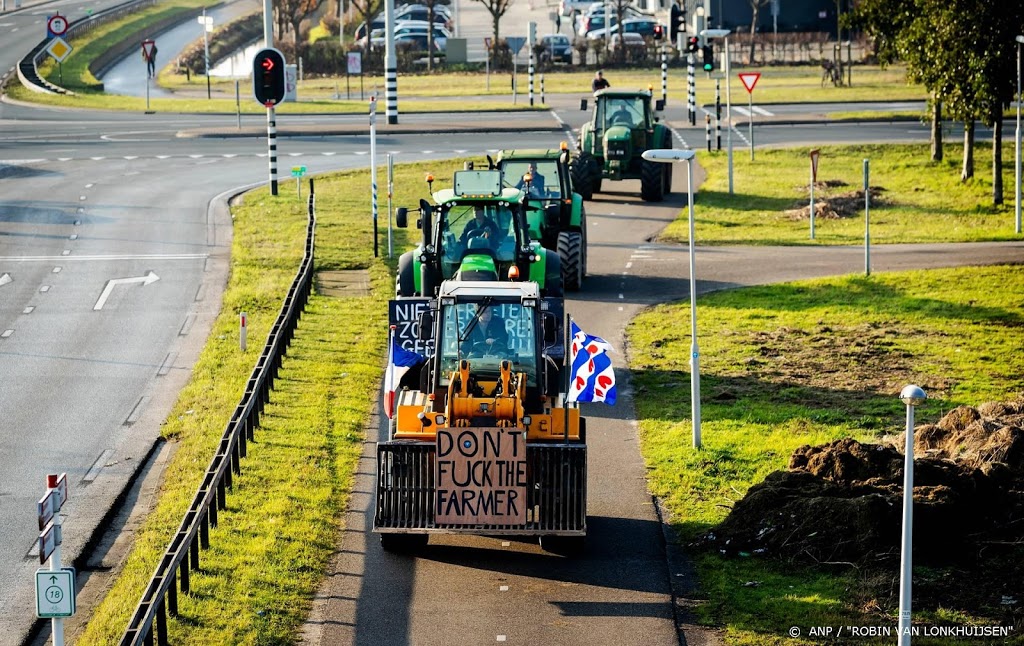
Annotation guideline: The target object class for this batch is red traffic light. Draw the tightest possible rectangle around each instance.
[260,57,275,72]
[252,47,286,106]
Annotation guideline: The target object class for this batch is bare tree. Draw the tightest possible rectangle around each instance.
[278,0,328,43]
[349,0,383,53]
[747,0,770,64]
[422,0,451,72]
[471,0,515,44]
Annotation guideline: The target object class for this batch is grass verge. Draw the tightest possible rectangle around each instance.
[661,143,1022,245]
[75,157,471,644]
[628,266,1024,644]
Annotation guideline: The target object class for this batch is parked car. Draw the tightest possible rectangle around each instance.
[394,4,451,28]
[393,32,443,52]
[609,32,645,53]
[577,4,650,36]
[558,0,598,16]
[539,34,572,63]
[586,17,665,40]
[359,21,451,49]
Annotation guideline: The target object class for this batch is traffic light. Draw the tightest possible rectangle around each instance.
[653,23,663,40]
[701,44,714,71]
[669,3,685,41]
[685,36,699,53]
[252,47,286,106]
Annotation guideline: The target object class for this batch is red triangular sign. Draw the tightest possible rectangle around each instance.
[739,72,761,93]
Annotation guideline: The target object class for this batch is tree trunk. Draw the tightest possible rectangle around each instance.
[961,120,975,181]
[493,13,500,45]
[749,3,759,64]
[427,4,435,72]
[994,112,1004,205]
[930,96,942,162]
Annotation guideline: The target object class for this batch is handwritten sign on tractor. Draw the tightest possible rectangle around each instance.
[436,427,527,525]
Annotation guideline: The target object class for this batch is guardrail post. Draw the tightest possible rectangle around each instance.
[156,599,168,646]
[190,536,200,571]
[179,560,190,594]
[217,476,226,510]
[200,510,210,549]
[168,571,178,616]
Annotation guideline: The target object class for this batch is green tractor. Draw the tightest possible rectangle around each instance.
[571,88,673,202]
[492,146,588,291]
[395,169,563,298]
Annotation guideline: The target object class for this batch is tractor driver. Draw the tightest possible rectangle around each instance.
[460,206,500,245]
[515,163,546,197]
[610,101,635,127]
[461,304,509,356]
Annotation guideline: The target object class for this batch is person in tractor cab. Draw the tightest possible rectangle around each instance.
[515,163,546,197]
[461,304,509,355]
[460,206,500,244]
[610,101,635,127]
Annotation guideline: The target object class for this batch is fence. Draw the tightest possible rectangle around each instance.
[118,180,317,646]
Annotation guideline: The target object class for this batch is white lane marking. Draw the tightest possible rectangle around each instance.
[23,306,34,314]
[40,285,50,293]
[618,293,624,299]
[1,330,12,338]
[125,397,149,425]
[499,585,509,592]
[62,250,70,256]
[0,273,11,287]
[1,253,206,262]
[84,183,93,188]
[83,449,116,481]
[625,262,632,269]
[52,267,61,273]
[157,352,176,376]
[752,106,773,116]
[501,541,511,547]
[79,195,86,201]
[93,271,160,311]
[497,637,507,642]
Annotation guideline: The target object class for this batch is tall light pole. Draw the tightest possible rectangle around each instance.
[1016,35,1024,235]
[898,384,927,646]
[703,28,733,194]
[642,148,701,448]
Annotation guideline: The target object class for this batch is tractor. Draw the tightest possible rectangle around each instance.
[571,88,674,202]
[395,169,563,298]
[492,145,588,291]
[377,279,587,555]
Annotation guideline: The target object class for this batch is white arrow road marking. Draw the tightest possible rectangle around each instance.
[0,273,11,287]
[93,271,160,311]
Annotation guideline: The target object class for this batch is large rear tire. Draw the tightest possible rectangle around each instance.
[640,157,665,202]
[397,252,416,296]
[570,152,599,200]
[580,207,588,279]
[543,251,563,297]
[557,230,583,291]
[380,533,428,553]
[662,134,674,194]
[540,534,586,556]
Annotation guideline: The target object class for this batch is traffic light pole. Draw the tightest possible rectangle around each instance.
[267,105,278,195]
[384,0,398,124]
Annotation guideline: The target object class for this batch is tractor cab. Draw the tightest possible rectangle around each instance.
[396,169,563,297]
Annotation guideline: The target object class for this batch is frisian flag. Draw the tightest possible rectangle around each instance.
[384,327,425,419]
[567,319,616,405]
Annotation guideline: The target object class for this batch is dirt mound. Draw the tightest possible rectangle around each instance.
[702,397,1024,566]
[785,182,889,220]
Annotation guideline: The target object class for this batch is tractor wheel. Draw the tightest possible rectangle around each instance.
[380,533,428,553]
[540,534,586,557]
[397,252,416,296]
[570,152,599,200]
[557,230,583,291]
[543,251,564,297]
[640,157,665,202]
[580,207,589,279]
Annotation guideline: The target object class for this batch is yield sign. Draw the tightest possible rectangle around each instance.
[738,72,761,93]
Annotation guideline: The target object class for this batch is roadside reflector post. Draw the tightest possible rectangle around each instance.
[898,385,927,646]
[864,158,870,276]
[809,149,819,240]
[240,312,247,351]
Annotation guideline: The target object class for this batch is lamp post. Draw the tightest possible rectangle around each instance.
[897,384,927,645]
[642,148,701,448]
[703,28,733,194]
[1015,35,1024,235]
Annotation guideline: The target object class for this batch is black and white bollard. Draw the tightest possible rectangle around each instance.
[705,114,711,151]
[660,47,667,106]
[687,53,696,126]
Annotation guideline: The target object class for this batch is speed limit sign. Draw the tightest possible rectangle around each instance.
[47,14,68,37]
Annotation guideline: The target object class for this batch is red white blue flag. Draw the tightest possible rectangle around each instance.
[567,320,616,405]
[384,327,425,419]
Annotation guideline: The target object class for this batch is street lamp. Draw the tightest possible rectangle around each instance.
[642,148,701,448]
[897,384,927,645]
[702,28,733,194]
[1015,35,1024,235]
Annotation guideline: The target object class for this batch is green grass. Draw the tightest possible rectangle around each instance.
[628,266,1024,644]
[75,158,473,644]
[660,143,1021,245]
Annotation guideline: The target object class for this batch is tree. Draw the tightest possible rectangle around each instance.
[471,0,515,45]
[747,0,770,64]
[278,0,328,44]
[422,0,450,72]
[349,0,383,53]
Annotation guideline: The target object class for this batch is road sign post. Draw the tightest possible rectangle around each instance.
[370,97,379,258]
[35,473,74,646]
[809,148,820,239]
[738,72,760,161]
[291,165,307,200]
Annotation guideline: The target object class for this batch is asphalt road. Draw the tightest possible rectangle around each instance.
[3,11,1024,644]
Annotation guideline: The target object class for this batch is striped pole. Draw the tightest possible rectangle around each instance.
[385,66,397,124]
[540,73,545,105]
[660,47,667,105]
[528,52,535,106]
[370,97,379,257]
[705,114,711,151]
[267,106,278,195]
[687,53,695,126]
[384,0,398,123]
[715,79,722,150]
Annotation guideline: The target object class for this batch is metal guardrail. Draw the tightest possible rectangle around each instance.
[15,0,158,94]
[119,180,317,646]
